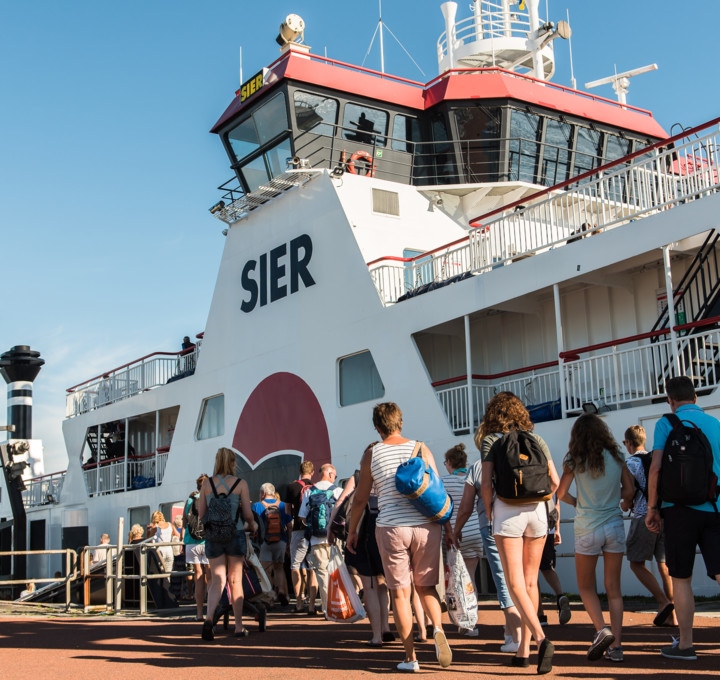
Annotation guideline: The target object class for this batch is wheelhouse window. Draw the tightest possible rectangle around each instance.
[338,351,384,406]
[196,395,224,440]
[452,106,501,182]
[225,92,290,193]
[573,125,603,177]
[342,103,388,147]
[509,109,542,183]
[293,91,338,136]
[391,114,421,153]
[541,117,573,186]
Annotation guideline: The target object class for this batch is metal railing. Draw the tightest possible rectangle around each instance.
[66,342,201,417]
[22,471,66,507]
[82,450,170,497]
[369,121,720,305]
[0,549,77,608]
[438,0,533,55]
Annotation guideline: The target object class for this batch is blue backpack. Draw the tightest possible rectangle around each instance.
[305,486,337,538]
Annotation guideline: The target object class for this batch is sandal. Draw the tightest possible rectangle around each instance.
[414,634,427,643]
[364,640,383,647]
[234,629,250,638]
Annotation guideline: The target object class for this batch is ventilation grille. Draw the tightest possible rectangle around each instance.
[372,189,400,216]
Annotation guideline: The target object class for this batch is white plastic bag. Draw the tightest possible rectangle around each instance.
[325,545,366,623]
[445,547,478,630]
[245,541,275,604]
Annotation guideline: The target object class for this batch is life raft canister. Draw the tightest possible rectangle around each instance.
[347,150,376,177]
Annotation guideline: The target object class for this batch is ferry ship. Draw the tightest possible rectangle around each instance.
[3,0,720,598]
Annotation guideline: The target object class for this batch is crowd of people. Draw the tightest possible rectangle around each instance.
[115,375,718,674]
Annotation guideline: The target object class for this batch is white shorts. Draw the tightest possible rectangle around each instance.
[492,498,547,539]
[185,543,209,565]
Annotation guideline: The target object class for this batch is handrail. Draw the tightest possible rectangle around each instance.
[25,469,67,482]
[67,348,195,392]
[469,115,720,226]
[431,360,560,387]
[431,316,720,388]
[560,314,720,359]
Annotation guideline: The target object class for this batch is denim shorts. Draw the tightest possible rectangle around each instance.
[205,530,247,560]
[575,518,625,556]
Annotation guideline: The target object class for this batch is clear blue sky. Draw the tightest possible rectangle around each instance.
[1,1,718,472]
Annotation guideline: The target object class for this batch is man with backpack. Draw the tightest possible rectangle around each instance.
[299,463,342,616]
[285,461,315,613]
[251,482,293,606]
[183,474,211,621]
[622,425,674,627]
[646,377,720,660]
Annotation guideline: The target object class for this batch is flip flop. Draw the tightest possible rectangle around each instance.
[364,640,383,647]
[234,629,250,638]
[654,603,674,627]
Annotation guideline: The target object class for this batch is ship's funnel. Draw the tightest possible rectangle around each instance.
[441,2,458,69]
[0,345,44,440]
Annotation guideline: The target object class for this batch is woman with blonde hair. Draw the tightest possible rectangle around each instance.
[478,392,559,674]
[557,414,634,662]
[198,447,257,640]
[147,510,180,572]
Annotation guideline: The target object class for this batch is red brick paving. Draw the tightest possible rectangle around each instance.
[0,602,718,680]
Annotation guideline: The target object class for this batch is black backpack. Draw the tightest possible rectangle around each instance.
[660,413,718,508]
[632,451,653,500]
[204,477,241,544]
[185,493,205,540]
[490,430,552,503]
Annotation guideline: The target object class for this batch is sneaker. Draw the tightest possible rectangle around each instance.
[459,627,479,637]
[605,646,624,662]
[500,636,520,653]
[397,660,420,672]
[433,627,452,668]
[557,594,571,625]
[587,626,615,661]
[661,640,697,660]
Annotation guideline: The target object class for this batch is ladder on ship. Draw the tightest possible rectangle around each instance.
[85,429,109,462]
[652,229,720,387]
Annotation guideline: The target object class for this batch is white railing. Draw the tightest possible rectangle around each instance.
[22,471,66,507]
[434,324,720,431]
[66,342,201,418]
[563,326,720,412]
[370,124,720,305]
[438,1,534,59]
[435,364,562,434]
[83,450,170,497]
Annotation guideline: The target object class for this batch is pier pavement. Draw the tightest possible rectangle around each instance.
[0,599,718,679]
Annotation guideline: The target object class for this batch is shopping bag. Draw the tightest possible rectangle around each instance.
[325,546,366,623]
[445,548,478,630]
[245,541,275,604]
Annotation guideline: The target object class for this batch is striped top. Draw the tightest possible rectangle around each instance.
[441,471,483,546]
[371,439,431,528]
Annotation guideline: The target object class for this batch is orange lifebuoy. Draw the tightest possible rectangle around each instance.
[347,150,376,177]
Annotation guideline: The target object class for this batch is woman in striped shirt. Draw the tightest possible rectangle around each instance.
[347,402,453,673]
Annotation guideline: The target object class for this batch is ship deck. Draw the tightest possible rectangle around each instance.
[1,600,718,679]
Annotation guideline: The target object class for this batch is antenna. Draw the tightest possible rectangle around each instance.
[362,0,425,76]
[585,63,658,105]
[239,46,243,88]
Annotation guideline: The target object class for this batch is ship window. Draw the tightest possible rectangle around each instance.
[452,106,501,182]
[227,92,289,163]
[605,134,632,162]
[196,395,224,440]
[338,351,385,406]
[426,111,460,183]
[129,506,150,529]
[509,110,542,183]
[342,103,388,147]
[541,117,573,186]
[293,91,337,136]
[391,115,421,153]
[573,126,603,177]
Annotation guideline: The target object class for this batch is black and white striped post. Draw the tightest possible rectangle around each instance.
[1,345,44,440]
[0,345,44,589]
